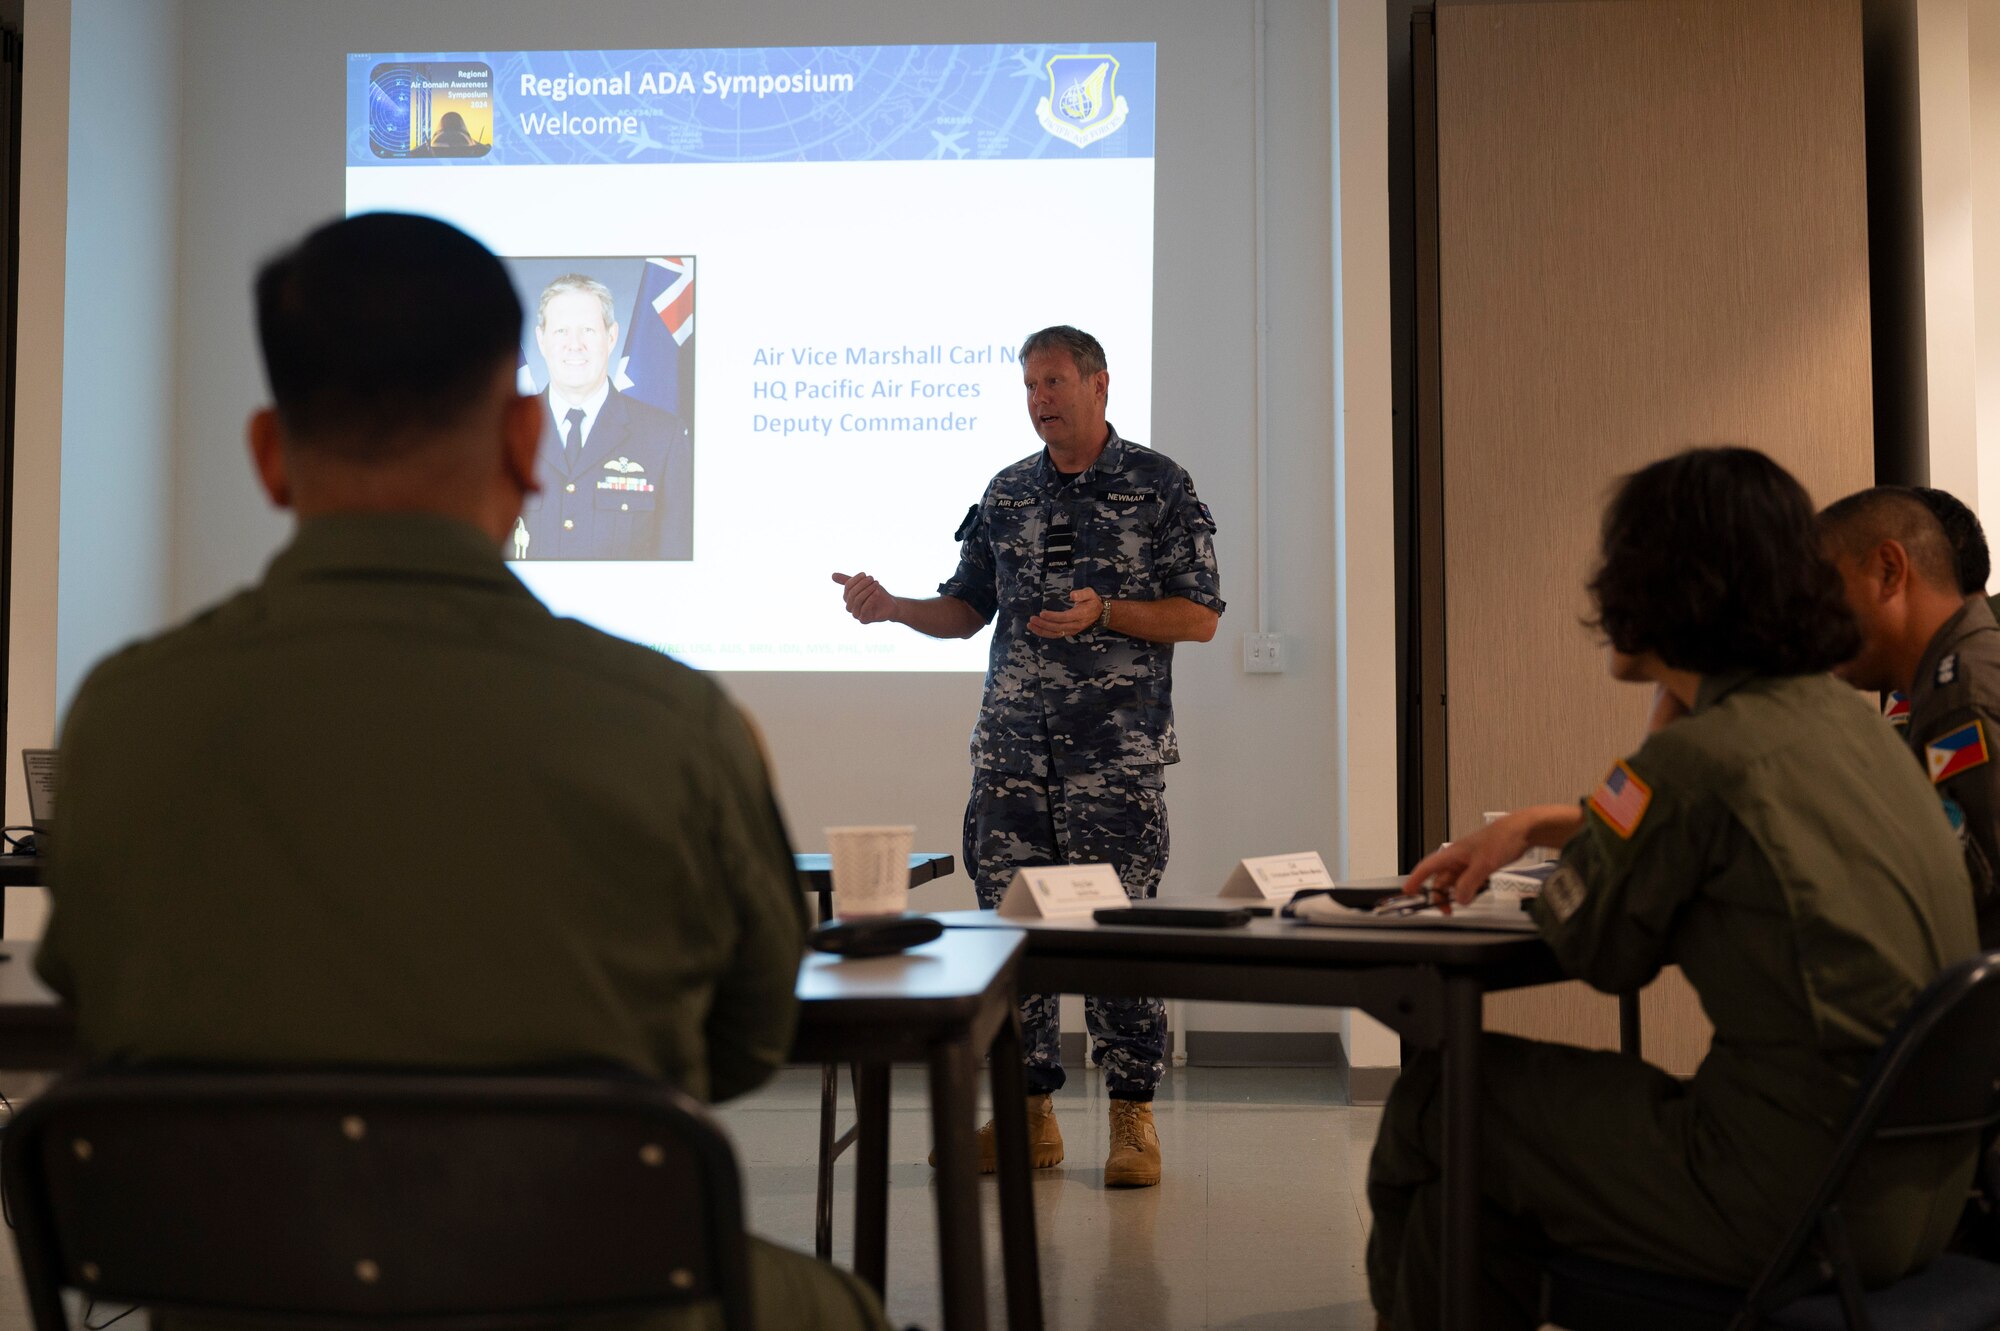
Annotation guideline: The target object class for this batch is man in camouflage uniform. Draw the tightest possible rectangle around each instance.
[1822,487,2000,945]
[834,324,1223,1187]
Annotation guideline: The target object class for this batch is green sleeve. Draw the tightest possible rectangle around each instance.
[1530,749,1719,993]
[1918,704,2000,924]
[698,704,808,1104]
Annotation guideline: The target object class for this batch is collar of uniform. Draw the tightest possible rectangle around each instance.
[1035,423,1127,491]
[265,513,535,598]
[1692,668,1757,713]
[1914,596,2000,697]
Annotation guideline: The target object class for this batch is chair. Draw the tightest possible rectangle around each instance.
[1,1069,754,1331]
[1542,949,2000,1331]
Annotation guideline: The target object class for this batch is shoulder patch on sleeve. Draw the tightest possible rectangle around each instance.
[1941,793,1969,834]
[1543,865,1589,923]
[1926,719,1990,784]
[1587,761,1653,839]
[953,504,980,542]
[1885,691,1911,728]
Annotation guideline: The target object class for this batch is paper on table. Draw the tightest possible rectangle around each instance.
[1221,851,1336,901]
[1288,891,1541,932]
[997,864,1129,920]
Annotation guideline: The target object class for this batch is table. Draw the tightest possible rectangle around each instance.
[933,903,1637,1331]
[793,929,1042,1331]
[793,851,959,1266]
[793,852,957,923]
[0,936,1044,1331]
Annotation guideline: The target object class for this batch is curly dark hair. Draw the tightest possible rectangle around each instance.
[1587,447,1860,675]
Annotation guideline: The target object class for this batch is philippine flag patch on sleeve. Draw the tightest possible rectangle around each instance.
[1588,761,1652,839]
[1885,692,1911,729]
[1926,720,1991,784]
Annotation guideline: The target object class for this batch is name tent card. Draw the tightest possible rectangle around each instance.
[998,865,1129,920]
[1221,852,1336,901]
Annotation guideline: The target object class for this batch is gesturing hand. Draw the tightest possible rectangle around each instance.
[832,572,899,625]
[1028,588,1104,639]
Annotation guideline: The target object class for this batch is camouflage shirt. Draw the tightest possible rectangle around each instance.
[939,425,1223,778]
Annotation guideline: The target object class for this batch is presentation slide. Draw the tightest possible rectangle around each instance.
[345,43,1157,671]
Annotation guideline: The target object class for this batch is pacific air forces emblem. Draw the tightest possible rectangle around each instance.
[1037,54,1129,148]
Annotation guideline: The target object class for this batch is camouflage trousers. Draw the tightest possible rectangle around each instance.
[964,765,1168,1101]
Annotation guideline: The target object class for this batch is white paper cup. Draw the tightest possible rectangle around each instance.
[825,825,914,919]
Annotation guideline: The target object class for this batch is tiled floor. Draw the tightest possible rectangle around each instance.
[717,1065,1385,1331]
[0,1067,1388,1331]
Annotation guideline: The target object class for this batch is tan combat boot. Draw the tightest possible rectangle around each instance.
[1104,1098,1161,1187]
[929,1094,1064,1173]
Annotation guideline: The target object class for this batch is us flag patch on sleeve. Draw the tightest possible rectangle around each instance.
[1588,761,1652,839]
[1926,720,1991,784]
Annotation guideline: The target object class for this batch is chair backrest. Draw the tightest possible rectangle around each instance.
[1743,949,2000,1310]
[1,1069,753,1331]
[1865,950,2000,1138]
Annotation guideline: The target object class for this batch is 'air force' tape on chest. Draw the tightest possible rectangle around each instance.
[1542,865,1588,923]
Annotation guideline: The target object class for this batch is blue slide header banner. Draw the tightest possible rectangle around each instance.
[347,43,1156,167]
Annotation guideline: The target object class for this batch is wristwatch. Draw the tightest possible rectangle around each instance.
[1096,597,1114,631]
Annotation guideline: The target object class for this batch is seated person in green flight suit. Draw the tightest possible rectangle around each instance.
[1371,447,1980,1331]
[37,212,887,1331]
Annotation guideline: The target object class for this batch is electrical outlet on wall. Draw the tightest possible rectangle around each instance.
[1243,633,1284,674]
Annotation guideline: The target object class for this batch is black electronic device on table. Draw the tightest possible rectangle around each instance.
[1094,905,1252,929]
[809,914,944,958]
[1328,885,1403,910]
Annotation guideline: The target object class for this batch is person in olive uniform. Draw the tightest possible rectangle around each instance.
[1822,487,2000,946]
[1378,449,1978,1331]
[38,214,886,1331]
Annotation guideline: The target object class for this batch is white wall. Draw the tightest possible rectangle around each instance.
[1332,0,1399,1071]
[4,0,68,872]
[1974,2,2000,528]
[1903,0,2000,522]
[11,0,1404,1057]
[1915,0,1982,506]
[5,0,183,937]
[55,0,181,703]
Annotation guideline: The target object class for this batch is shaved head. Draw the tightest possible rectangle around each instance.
[1911,486,1991,596]
[1819,488,1960,594]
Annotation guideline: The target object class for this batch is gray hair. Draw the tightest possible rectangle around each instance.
[1018,325,1106,378]
[536,273,618,332]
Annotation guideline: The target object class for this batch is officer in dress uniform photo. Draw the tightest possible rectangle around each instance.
[512,272,692,561]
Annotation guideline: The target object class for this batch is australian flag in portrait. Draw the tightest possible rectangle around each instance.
[614,256,695,420]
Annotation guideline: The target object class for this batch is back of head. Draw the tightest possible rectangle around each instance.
[255,212,523,459]
[1819,487,1963,594]
[1910,486,1990,596]
[1589,446,1859,675]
